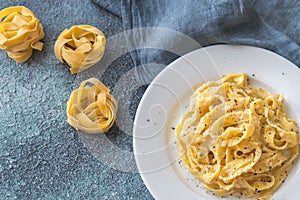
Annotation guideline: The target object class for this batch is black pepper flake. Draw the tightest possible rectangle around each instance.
[282,72,285,75]
[146,119,150,122]
[171,127,175,130]
[252,74,255,77]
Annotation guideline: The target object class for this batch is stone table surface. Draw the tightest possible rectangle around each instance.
[0,0,153,199]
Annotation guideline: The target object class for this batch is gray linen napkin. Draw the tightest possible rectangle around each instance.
[92,0,300,82]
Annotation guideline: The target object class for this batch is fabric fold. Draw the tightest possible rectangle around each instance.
[91,0,300,82]
[91,0,122,17]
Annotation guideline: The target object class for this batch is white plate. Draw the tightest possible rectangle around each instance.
[133,44,300,200]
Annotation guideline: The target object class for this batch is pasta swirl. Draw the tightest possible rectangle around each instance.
[54,25,106,74]
[0,6,44,62]
[176,74,299,200]
[67,78,118,134]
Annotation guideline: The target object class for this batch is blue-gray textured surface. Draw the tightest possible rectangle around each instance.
[0,0,152,199]
[2,0,300,200]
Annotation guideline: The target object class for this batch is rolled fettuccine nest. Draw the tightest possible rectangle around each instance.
[0,6,44,62]
[67,78,118,134]
[54,25,106,74]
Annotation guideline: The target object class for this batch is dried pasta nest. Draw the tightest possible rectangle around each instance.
[0,6,44,62]
[67,78,118,134]
[54,25,106,74]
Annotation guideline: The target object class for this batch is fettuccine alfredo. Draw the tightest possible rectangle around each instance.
[176,73,299,200]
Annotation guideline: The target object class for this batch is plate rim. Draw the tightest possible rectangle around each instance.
[133,44,300,200]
